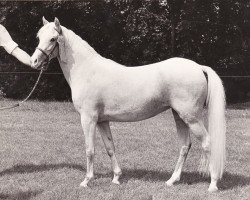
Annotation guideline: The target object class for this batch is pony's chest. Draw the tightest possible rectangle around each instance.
[71,83,101,112]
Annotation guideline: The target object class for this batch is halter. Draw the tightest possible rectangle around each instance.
[36,43,58,68]
[35,28,62,68]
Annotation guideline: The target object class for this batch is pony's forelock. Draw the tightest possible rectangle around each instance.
[37,23,56,39]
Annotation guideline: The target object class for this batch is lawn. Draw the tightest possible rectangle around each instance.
[0,100,249,200]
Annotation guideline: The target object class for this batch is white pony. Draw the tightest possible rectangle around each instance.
[31,17,226,192]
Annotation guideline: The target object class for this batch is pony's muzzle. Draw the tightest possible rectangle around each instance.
[31,50,48,70]
[32,58,38,67]
[31,52,40,69]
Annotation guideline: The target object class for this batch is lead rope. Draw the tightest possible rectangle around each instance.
[0,69,43,110]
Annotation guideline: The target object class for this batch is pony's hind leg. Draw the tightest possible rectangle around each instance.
[183,116,216,191]
[166,109,191,186]
[97,121,122,184]
[187,120,210,177]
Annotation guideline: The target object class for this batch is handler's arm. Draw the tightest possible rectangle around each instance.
[11,47,31,66]
[0,24,31,66]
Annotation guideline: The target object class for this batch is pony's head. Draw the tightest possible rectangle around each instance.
[31,17,66,70]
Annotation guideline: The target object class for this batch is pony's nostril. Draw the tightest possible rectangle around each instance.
[31,58,39,68]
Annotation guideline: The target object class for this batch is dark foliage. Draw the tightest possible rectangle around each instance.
[0,0,249,102]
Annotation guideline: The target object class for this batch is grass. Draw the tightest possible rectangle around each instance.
[0,100,249,200]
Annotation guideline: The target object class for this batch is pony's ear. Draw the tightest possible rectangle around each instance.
[42,16,49,25]
[57,35,67,63]
[54,17,61,33]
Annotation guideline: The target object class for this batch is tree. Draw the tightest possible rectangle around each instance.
[0,0,249,102]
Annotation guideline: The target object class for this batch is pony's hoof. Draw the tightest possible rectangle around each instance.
[80,178,90,188]
[80,182,88,187]
[208,186,218,192]
[166,180,174,186]
[80,176,93,187]
[112,179,120,185]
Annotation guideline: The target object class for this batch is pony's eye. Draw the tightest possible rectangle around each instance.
[50,38,56,42]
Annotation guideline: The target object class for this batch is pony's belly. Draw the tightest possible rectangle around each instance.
[99,102,170,122]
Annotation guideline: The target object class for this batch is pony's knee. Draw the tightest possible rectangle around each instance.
[202,138,210,153]
[180,144,191,156]
[202,145,210,153]
[86,149,95,158]
[107,149,114,157]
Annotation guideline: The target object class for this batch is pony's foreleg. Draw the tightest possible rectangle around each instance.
[79,114,97,187]
[97,121,122,184]
[166,110,191,186]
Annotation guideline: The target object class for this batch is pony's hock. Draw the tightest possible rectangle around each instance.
[31,17,226,192]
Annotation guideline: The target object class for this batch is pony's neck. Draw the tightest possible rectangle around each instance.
[64,26,97,57]
[58,26,99,86]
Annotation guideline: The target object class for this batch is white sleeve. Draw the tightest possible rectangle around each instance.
[0,24,18,54]
[4,40,18,54]
[0,24,6,46]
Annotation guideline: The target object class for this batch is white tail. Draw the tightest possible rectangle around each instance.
[202,66,226,179]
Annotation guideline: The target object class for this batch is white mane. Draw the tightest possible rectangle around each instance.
[61,26,97,57]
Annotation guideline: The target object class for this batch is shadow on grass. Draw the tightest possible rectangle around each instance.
[121,168,171,183]
[179,171,250,190]
[0,163,85,176]
[219,171,250,190]
[121,169,250,191]
[0,190,41,200]
[0,164,249,191]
